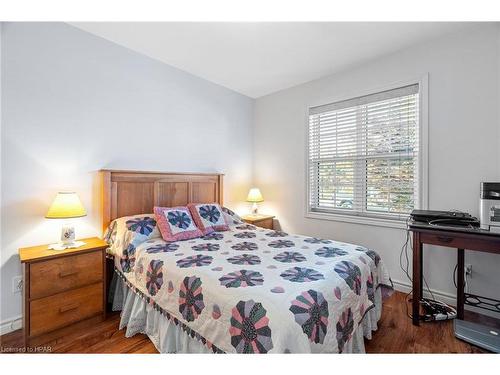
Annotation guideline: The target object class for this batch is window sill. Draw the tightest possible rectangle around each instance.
[305,211,409,230]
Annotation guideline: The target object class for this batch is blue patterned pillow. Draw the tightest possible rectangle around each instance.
[154,206,203,241]
[188,203,229,234]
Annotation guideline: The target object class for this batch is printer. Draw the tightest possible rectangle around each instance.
[480,182,500,233]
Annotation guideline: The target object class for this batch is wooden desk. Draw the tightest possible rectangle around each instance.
[409,223,500,326]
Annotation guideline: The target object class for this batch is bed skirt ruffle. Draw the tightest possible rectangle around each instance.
[110,271,385,353]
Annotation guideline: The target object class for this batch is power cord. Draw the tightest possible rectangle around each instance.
[400,217,435,297]
[399,216,412,283]
[453,264,471,294]
[400,216,447,320]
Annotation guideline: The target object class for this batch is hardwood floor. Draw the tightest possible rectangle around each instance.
[0,291,494,353]
[364,292,492,353]
[0,312,157,354]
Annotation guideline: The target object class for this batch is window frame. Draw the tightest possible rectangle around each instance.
[304,75,429,229]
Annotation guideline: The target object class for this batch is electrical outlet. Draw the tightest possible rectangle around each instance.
[12,275,23,294]
[465,264,472,276]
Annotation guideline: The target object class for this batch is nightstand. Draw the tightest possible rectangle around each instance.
[19,237,107,347]
[242,214,275,230]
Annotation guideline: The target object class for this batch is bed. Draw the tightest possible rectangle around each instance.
[101,170,392,353]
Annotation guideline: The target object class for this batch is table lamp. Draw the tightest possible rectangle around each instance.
[246,188,264,215]
[46,192,87,250]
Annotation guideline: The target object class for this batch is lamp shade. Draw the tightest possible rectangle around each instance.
[246,188,264,203]
[45,192,87,219]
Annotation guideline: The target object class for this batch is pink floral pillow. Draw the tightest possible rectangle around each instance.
[188,203,229,235]
[153,206,203,242]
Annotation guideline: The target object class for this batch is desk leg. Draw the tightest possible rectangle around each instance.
[412,232,422,326]
[457,248,465,320]
[419,242,423,296]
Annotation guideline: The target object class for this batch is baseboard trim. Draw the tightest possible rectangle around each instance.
[391,279,500,318]
[391,279,457,307]
[0,316,22,336]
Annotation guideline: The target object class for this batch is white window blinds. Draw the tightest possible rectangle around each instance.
[308,84,419,220]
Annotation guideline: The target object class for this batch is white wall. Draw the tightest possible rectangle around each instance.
[498,24,500,172]
[0,22,4,331]
[254,25,500,304]
[0,23,254,324]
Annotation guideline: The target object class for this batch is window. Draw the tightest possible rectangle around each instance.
[307,84,420,222]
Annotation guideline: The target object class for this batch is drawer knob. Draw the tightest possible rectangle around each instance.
[59,303,80,313]
[437,236,453,243]
[59,270,79,278]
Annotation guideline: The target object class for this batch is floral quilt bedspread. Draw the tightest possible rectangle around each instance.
[115,222,392,353]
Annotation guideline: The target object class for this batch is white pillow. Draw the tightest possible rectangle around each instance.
[221,206,244,225]
[104,214,160,256]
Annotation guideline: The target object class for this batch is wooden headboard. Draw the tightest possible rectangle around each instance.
[100,169,224,232]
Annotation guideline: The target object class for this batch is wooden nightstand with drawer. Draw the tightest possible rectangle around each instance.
[242,214,275,229]
[19,237,107,347]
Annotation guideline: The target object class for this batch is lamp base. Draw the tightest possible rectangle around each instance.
[61,223,76,243]
[48,240,86,251]
[251,202,259,215]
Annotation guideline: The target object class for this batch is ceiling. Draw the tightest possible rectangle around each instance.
[72,22,474,98]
